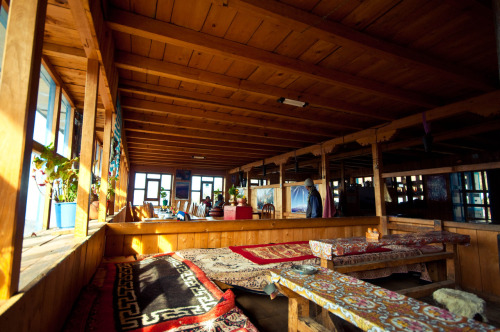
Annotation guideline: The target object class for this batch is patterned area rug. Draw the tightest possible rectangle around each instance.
[228,241,315,264]
[88,253,257,332]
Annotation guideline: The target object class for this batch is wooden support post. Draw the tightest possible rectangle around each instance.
[494,0,500,81]
[42,85,62,230]
[245,170,251,205]
[280,163,286,219]
[321,149,330,214]
[98,108,112,222]
[75,59,99,238]
[0,0,48,299]
[108,169,116,215]
[446,243,460,287]
[372,143,386,217]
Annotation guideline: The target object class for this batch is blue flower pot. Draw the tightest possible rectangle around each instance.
[54,202,77,228]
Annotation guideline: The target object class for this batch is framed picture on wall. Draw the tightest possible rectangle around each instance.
[176,169,191,180]
[175,181,190,200]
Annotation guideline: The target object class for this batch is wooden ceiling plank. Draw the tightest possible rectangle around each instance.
[121,96,351,135]
[127,142,269,158]
[129,150,255,163]
[218,0,496,91]
[123,110,323,142]
[125,121,306,148]
[108,7,440,106]
[116,53,394,121]
[125,131,289,153]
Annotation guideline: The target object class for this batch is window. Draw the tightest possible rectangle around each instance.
[451,171,491,223]
[331,180,340,204]
[388,175,423,204]
[191,175,224,203]
[354,176,372,187]
[24,152,46,236]
[33,66,56,145]
[0,5,7,74]
[57,95,71,157]
[132,172,172,206]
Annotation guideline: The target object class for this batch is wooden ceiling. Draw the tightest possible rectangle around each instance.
[42,0,500,173]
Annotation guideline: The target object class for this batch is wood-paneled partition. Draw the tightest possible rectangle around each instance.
[104,217,380,256]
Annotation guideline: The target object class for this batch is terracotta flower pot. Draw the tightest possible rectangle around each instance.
[237,198,247,206]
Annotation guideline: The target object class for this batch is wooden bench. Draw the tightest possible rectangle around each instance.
[269,267,499,332]
[309,220,470,298]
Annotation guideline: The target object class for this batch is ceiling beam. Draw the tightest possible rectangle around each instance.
[230,89,500,173]
[108,8,440,107]
[119,80,390,123]
[125,131,289,153]
[127,141,271,158]
[126,122,307,148]
[123,110,323,143]
[217,0,496,91]
[121,96,348,136]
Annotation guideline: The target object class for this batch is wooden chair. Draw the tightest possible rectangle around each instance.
[128,201,135,222]
[261,203,275,219]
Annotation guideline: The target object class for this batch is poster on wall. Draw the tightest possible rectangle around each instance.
[256,188,274,209]
[176,170,191,180]
[175,181,190,200]
[291,184,319,213]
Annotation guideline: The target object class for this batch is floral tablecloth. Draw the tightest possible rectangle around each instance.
[269,267,499,332]
[310,231,470,260]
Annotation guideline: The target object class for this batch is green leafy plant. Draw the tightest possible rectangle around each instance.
[91,174,117,200]
[160,187,168,206]
[32,143,79,202]
[228,185,238,196]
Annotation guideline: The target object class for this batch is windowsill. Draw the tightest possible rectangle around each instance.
[19,219,109,291]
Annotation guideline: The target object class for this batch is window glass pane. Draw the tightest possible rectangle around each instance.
[147,173,161,179]
[214,177,223,192]
[466,193,484,205]
[161,174,172,189]
[191,191,201,204]
[135,173,146,188]
[473,172,482,190]
[202,176,213,182]
[201,183,212,201]
[192,176,201,191]
[0,6,7,73]
[147,180,159,199]
[57,96,70,156]
[463,172,472,190]
[467,206,485,220]
[133,190,145,205]
[33,68,55,145]
[484,173,489,191]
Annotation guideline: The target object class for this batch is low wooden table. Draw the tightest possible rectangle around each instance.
[269,267,500,332]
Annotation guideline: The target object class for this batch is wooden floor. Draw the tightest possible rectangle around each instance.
[63,257,500,332]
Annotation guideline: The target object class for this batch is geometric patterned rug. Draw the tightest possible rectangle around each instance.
[87,253,256,331]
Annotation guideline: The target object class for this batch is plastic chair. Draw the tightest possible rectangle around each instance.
[261,203,275,219]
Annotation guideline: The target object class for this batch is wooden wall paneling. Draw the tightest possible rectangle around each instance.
[281,228,294,243]
[177,233,195,250]
[245,230,259,245]
[477,230,500,296]
[194,233,209,249]
[76,241,89,293]
[122,235,138,256]
[141,234,158,254]
[352,225,366,237]
[453,228,482,291]
[0,0,47,299]
[208,232,222,248]
[258,229,272,244]
[158,234,178,253]
[105,234,124,256]
[269,229,284,244]
[220,231,234,247]
[75,59,100,238]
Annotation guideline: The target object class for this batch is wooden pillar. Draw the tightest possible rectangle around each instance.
[321,150,330,206]
[98,108,112,222]
[0,0,48,299]
[245,170,251,204]
[494,0,500,81]
[42,85,62,230]
[75,59,99,238]
[372,143,386,217]
[280,163,286,219]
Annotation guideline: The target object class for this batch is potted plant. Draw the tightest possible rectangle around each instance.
[89,174,116,219]
[32,143,79,228]
[236,193,247,206]
[228,185,238,206]
[160,187,168,207]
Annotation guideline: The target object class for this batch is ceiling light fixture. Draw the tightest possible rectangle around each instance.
[277,97,308,107]
[192,156,205,159]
